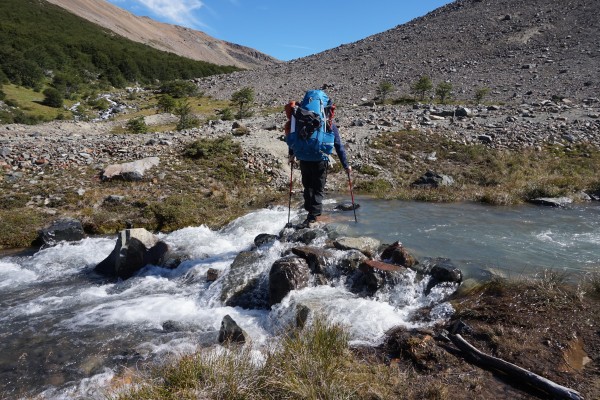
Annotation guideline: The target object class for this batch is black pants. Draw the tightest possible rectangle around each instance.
[299,160,328,216]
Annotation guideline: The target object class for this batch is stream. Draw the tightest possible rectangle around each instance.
[0,197,598,399]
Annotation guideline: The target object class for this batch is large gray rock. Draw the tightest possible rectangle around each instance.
[218,315,246,344]
[290,246,336,274]
[411,171,454,188]
[102,157,160,181]
[419,257,463,294]
[37,218,85,247]
[529,197,573,207]
[268,256,310,306]
[333,236,381,257]
[334,202,360,211]
[220,250,269,309]
[94,228,168,279]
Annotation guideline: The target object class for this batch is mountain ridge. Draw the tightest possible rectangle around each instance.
[46,0,280,69]
[195,0,599,106]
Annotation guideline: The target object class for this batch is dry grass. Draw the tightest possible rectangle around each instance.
[361,130,600,203]
[114,319,407,400]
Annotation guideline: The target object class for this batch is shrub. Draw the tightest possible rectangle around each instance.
[218,107,234,121]
[156,94,175,113]
[174,99,200,130]
[231,87,254,119]
[87,96,111,111]
[376,81,395,104]
[184,137,241,160]
[474,87,490,104]
[160,80,198,98]
[436,81,453,104]
[126,116,148,134]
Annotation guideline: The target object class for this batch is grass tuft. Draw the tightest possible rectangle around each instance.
[114,318,405,400]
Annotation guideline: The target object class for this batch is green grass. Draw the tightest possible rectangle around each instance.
[2,84,74,121]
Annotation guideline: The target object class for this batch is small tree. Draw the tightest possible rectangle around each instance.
[218,107,234,121]
[160,80,198,98]
[157,94,176,113]
[411,76,433,101]
[230,87,254,119]
[436,82,453,104]
[376,81,394,104]
[126,116,148,134]
[175,99,200,130]
[475,87,490,104]
[42,87,63,108]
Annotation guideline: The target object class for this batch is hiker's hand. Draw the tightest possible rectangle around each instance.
[288,155,296,165]
[346,166,352,174]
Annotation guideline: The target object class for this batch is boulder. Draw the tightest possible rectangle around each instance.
[411,171,454,188]
[94,228,169,279]
[333,236,381,257]
[529,197,573,207]
[102,157,160,181]
[290,246,336,274]
[359,259,404,273]
[380,241,418,268]
[430,264,463,284]
[419,257,463,294]
[220,250,269,309]
[350,267,384,295]
[288,227,327,245]
[336,249,368,275]
[254,233,278,248]
[206,268,219,282]
[162,320,188,333]
[37,217,85,247]
[455,107,473,117]
[269,256,310,306]
[334,202,360,211]
[587,189,600,201]
[218,315,246,344]
[478,134,493,144]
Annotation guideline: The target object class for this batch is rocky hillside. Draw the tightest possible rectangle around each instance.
[196,0,599,105]
[46,0,279,69]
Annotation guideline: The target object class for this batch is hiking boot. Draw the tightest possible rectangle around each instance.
[300,214,318,228]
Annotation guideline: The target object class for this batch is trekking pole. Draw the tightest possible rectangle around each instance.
[347,169,358,223]
[287,159,294,227]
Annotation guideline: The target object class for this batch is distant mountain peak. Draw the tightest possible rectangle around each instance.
[46,0,280,69]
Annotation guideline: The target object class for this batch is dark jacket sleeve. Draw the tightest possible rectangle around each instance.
[332,124,349,169]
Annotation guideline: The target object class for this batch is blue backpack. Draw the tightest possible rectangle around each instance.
[286,90,335,162]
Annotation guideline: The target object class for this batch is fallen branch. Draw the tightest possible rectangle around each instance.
[448,333,584,400]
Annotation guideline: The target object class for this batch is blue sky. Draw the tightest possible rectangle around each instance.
[107,0,453,61]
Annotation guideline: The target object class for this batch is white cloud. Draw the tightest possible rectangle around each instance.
[136,0,205,28]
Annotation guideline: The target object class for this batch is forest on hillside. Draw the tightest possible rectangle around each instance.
[0,0,238,91]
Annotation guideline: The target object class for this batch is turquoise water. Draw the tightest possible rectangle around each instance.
[326,197,600,277]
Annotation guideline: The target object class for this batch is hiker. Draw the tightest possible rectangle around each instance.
[285,89,351,226]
